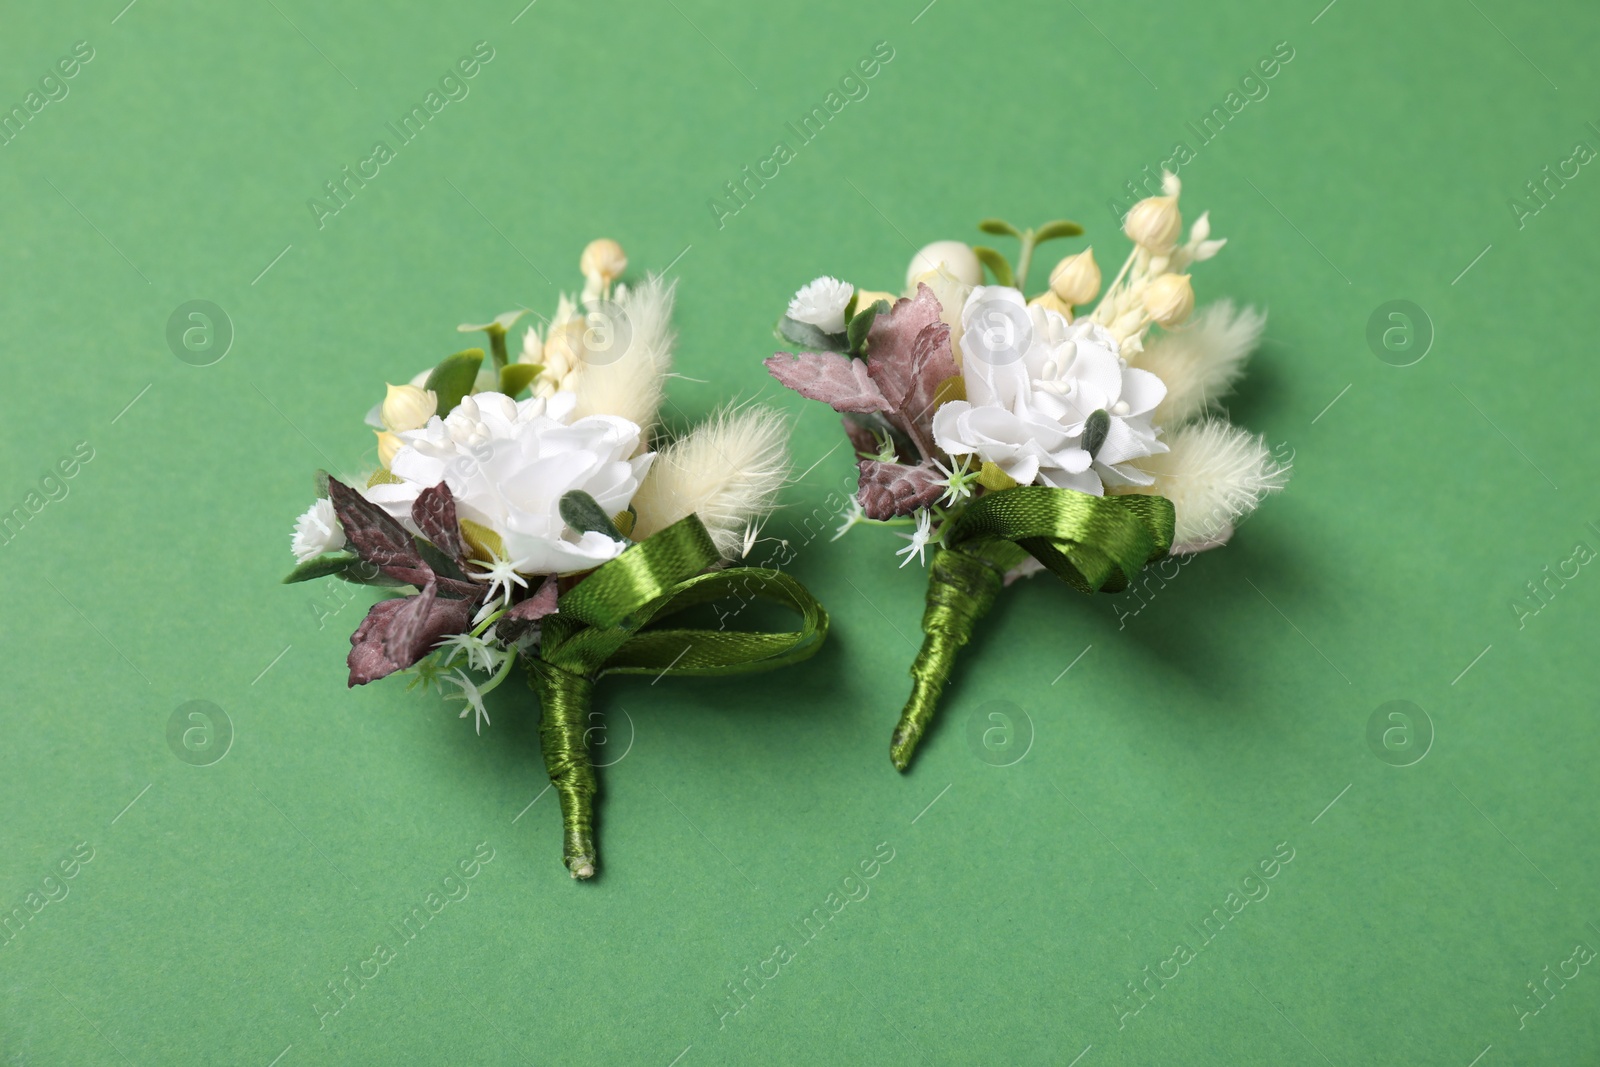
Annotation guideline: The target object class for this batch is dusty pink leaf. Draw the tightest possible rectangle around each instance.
[765,352,892,414]
[863,285,959,456]
[857,459,946,520]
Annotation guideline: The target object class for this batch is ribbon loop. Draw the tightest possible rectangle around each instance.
[555,514,719,629]
[537,516,828,681]
[943,486,1174,593]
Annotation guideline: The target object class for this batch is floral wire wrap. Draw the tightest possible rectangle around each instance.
[528,514,829,877]
[890,487,1174,770]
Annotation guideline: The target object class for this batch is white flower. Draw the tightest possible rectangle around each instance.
[444,669,491,734]
[932,286,1168,495]
[435,631,506,675]
[832,496,865,541]
[468,550,530,611]
[362,390,654,576]
[932,455,978,506]
[896,509,935,568]
[291,498,345,562]
[787,276,855,334]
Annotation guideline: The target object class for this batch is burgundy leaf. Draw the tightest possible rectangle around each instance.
[327,477,434,586]
[507,575,560,621]
[764,351,892,413]
[411,482,465,562]
[842,415,879,458]
[382,581,438,666]
[857,459,946,520]
[347,590,475,687]
[493,576,560,645]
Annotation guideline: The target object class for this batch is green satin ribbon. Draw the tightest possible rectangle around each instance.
[526,513,829,878]
[890,487,1174,771]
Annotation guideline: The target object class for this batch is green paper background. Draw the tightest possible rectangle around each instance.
[2,0,1596,1063]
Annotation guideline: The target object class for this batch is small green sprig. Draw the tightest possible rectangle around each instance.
[973,218,1084,294]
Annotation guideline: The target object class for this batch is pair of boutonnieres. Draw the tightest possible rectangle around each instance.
[285,177,1287,881]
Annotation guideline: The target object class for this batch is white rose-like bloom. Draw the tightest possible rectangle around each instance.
[291,497,346,562]
[786,276,854,335]
[363,391,654,576]
[932,286,1168,495]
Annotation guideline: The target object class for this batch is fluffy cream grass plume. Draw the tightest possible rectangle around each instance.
[1120,419,1289,552]
[1135,301,1265,427]
[569,274,676,432]
[629,406,791,558]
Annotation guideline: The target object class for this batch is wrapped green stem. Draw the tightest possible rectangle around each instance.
[891,547,1003,771]
[530,663,599,879]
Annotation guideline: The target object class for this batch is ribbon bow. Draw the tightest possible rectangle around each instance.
[528,514,828,878]
[891,486,1174,771]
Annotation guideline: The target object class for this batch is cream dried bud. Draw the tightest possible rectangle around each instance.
[855,288,898,311]
[1028,291,1074,318]
[375,430,403,468]
[1142,273,1195,328]
[381,383,437,432]
[1124,194,1183,253]
[906,240,983,289]
[1048,247,1101,306]
[579,238,627,283]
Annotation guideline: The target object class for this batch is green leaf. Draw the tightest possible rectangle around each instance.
[417,540,467,581]
[499,362,541,397]
[457,309,527,333]
[847,299,889,357]
[424,349,484,416]
[558,490,625,542]
[978,218,1020,237]
[776,315,847,352]
[1083,408,1111,458]
[1033,219,1084,243]
[972,246,1015,288]
[313,470,330,499]
[842,289,859,324]
[283,551,406,587]
[282,552,359,584]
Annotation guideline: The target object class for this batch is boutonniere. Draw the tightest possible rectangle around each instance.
[286,241,828,879]
[766,175,1286,770]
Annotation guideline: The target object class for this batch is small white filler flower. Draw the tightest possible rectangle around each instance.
[787,276,855,334]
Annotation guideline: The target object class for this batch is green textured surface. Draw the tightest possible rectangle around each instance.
[2,0,1596,1063]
